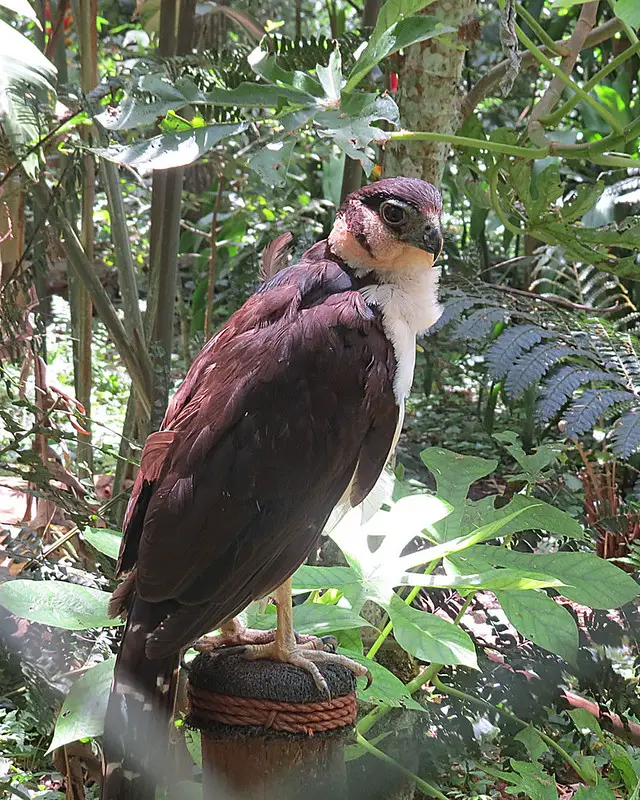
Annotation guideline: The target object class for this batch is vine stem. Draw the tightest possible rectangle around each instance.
[515,2,569,56]
[542,40,640,127]
[513,17,623,137]
[489,169,523,236]
[386,129,638,168]
[353,732,449,800]
[430,677,595,785]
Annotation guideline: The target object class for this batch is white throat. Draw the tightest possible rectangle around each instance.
[359,267,442,405]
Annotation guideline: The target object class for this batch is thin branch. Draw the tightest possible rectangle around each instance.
[204,176,224,340]
[485,282,620,313]
[529,1,603,146]
[461,17,622,120]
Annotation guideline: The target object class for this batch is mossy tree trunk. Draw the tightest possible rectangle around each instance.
[382,0,480,186]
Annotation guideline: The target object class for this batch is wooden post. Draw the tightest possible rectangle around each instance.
[186,653,356,800]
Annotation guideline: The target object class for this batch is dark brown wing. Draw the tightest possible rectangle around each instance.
[116,256,397,656]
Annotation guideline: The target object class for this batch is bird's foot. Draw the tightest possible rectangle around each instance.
[192,619,319,652]
[193,622,277,652]
[215,636,372,697]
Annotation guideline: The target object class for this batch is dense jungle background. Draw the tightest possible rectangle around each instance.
[1,0,640,798]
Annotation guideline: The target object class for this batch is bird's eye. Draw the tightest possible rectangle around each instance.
[381,202,406,225]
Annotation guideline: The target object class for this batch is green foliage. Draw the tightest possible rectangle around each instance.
[82,527,123,560]
[0,15,56,178]
[0,579,122,629]
[47,657,115,753]
[435,291,640,459]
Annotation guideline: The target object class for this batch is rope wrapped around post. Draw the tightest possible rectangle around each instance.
[186,652,357,800]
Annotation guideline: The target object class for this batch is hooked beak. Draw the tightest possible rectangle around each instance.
[422,223,443,260]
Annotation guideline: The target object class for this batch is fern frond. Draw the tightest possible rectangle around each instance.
[263,33,365,71]
[563,389,635,437]
[451,307,506,341]
[612,408,640,458]
[428,292,477,332]
[536,366,622,425]
[505,344,582,400]
[486,324,552,381]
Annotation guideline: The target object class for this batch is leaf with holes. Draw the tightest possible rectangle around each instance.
[94,122,247,172]
[248,140,295,187]
[0,580,122,629]
[48,658,115,752]
[496,590,579,663]
[315,93,398,174]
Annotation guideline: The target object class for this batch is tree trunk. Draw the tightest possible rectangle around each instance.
[382,0,480,186]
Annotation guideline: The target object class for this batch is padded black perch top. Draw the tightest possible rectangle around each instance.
[186,652,358,739]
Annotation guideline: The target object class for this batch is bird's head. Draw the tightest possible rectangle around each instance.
[328,177,443,276]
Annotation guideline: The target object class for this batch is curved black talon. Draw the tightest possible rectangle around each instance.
[320,635,339,653]
[363,669,373,690]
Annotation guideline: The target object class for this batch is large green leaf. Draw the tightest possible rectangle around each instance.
[82,527,122,560]
[243,601,370,635]
[293,603,371,636]
[398,568,563,592]
[420,448,497,540]
[48,658,115,752]
[0,0,40,22]
[94,122,247,172]
[97,76,315,131]
[0,580,122,629]
[0,17,56,178]
[495,590,579,663]
[385,594,478,668]
[470,548,640,609]
[342,651,424,710]
[463,494,584,540]
[248,139,295,187]
[399,504,540,572]
[292,565,361,591]
[611,0,640,30]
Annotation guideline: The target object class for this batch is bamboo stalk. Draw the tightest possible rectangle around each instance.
[32,182,152,416]
[70,0,97,475]
[204,176,224,341]
[146,0,195,432]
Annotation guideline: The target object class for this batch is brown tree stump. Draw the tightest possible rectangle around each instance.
[186,652,356,800]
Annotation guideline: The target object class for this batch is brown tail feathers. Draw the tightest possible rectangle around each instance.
[100,596,179,800]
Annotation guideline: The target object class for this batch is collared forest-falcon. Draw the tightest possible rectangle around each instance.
[101,177,444,800]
